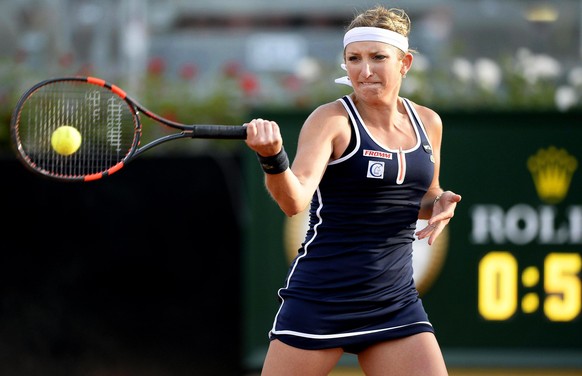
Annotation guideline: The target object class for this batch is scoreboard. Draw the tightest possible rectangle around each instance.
[241,110,582,370]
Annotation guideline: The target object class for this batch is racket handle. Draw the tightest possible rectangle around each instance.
[189,125,247,139]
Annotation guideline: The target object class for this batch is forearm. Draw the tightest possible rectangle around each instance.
[256,146,311,216]
[418,188,444,219]
[265,170,312,217]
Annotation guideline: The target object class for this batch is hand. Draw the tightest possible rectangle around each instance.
[244,118,283,157]
[416,190,462,245]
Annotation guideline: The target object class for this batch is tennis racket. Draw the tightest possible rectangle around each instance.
[10,76,247,182]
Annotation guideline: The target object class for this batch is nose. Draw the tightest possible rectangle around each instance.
[360,62,373,77]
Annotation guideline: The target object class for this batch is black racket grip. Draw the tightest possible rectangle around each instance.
[189,125,247,139]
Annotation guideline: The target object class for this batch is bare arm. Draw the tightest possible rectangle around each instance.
[245,102,349,217]
[413,103,462,245]
[417,105,445,220]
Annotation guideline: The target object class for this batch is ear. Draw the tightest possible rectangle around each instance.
[401,53,414,76]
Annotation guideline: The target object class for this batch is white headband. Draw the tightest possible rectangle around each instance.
[335,27,409,87]
[343,27,408,52]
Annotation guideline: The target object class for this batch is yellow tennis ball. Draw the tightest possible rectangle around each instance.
[51,125,82,156]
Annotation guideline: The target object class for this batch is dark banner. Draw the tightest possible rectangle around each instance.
[1,155,243,375]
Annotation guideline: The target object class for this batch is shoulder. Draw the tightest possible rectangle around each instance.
[301,99,350,134]
[297,99,352,160]
[403,98,443,148]
[307,100,349,123]
[404,98,443,132]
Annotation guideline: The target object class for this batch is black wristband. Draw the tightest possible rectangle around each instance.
[256,147,289,174]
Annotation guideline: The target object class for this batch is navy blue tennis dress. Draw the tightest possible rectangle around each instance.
[268,95,437,354]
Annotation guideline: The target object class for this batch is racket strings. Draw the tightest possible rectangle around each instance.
[15,81,138,179]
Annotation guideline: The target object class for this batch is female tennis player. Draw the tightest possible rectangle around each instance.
[245,5,462,375]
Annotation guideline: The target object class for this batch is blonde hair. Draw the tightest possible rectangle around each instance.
[346,5,413,55]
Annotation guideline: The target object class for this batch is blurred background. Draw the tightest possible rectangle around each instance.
[2,0,582,133]
[1,0,581,375]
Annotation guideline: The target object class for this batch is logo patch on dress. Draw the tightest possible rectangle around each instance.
[367,161,385,179]
[363,149,392,159]
[423,144,435,163]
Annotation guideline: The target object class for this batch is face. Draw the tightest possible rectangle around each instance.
[344,41,411,98]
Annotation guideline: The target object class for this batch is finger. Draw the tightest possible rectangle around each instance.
[428,208,456,224]
[254,119,276,139]
[415,222,437,239]
[428,226,443,245]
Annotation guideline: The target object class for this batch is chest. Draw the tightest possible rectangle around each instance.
[365,121,418,151]
[326,135,435,193]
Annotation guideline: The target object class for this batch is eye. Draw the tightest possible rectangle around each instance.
[374,54,387,61]
[347,55,360,62]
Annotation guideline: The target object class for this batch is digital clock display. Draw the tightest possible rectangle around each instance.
[478,251,581,322]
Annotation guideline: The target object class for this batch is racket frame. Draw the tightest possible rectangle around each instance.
[10,76,247,182]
